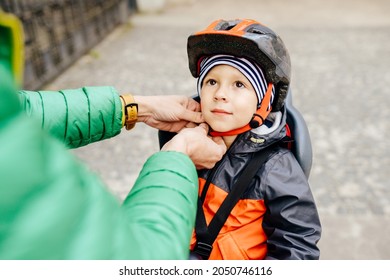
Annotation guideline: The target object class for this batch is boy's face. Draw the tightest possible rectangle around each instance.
[200,64,258,133]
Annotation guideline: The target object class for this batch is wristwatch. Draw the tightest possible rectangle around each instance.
[120,95,138,130]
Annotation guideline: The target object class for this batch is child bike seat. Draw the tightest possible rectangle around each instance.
[284,89,313,178]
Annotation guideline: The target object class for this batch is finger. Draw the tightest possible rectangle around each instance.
[211,135,224,144]
[185,122,197,128]
[186,98,201,112]
[212,136,227,153]
[198,122,209,134]
[181,110,204,124]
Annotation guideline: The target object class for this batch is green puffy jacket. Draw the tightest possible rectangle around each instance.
[18,86,123,149]
[0,11,198,259]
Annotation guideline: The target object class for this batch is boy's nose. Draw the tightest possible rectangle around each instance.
[213,88,227,101]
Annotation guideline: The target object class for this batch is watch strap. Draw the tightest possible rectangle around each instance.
[120,95,138,130]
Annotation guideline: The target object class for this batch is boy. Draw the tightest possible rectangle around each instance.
[187,19,322,260]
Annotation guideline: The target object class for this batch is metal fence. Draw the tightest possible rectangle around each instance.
[1,0,137,90]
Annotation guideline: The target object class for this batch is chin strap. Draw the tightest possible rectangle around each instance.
[209,83,273,137]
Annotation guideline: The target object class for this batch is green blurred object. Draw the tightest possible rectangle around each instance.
[0,9,198,260]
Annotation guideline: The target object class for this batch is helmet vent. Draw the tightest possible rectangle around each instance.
[216,21,237,31]
[249,27,265,35]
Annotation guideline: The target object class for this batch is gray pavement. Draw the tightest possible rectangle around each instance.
[45,0,390,259]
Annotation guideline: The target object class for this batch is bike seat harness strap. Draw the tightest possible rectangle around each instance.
[192,145,277,260]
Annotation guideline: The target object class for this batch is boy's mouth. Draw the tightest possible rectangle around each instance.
[211,108,232,115]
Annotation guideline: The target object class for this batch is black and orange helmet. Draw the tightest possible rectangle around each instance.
[187,19,291,111]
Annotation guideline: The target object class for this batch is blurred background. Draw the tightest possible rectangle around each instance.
[2,0,389,259]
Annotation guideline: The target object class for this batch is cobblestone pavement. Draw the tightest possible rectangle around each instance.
[45,0,390,259]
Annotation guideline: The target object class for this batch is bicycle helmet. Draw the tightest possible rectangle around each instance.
[187,18,291,111]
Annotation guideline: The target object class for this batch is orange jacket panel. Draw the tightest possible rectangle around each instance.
[190,178,268,260]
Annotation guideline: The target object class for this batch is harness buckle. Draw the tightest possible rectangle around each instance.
[192,241,213,260]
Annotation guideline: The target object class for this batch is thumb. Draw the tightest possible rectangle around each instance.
[197,122,210,134]
[212,136,227,151]
[181,110,204,124]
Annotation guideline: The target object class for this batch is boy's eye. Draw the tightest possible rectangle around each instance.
[235,81,244,88]
[205,79,216,86]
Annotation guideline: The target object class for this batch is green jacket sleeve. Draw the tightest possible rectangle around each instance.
[120,152,199,259]
[17,86,123,148]
[0,113,198,259]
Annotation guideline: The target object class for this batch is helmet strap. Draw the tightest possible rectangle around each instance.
[209,83,273,137]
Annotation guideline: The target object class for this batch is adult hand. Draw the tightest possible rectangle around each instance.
[134,95,204,132]
[161,123,227,169]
